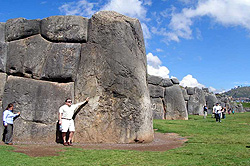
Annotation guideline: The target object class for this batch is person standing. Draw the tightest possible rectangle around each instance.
[213,103,222,122]
[58,98,89,146]
[2,103,20,145]
[203,105,208,119]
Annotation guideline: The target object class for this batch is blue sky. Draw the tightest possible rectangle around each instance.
[1,0,250,93]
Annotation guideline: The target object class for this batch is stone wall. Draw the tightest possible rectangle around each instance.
[148,75,188,120]
[0,11,153,143]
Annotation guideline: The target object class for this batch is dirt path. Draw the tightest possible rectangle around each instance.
[1,132,187,157]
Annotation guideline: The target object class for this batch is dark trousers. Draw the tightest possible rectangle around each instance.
[4,124,13,144]
[215,113,221,122]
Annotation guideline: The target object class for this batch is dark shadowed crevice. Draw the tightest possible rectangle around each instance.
[40,77,73,83]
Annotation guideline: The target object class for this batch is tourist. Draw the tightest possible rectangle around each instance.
[2,103,20,145]
[213,103,222,122]
[58,97,89,146]
[203,105,208,119]
[222,107,226,119]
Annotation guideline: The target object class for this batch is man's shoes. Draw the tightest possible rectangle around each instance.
[68,142,73,146]
[63,142,68,146]
[6,143,13,145]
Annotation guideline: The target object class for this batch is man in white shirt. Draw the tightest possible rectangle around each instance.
[59,97,89,146]
[213,103,222,122]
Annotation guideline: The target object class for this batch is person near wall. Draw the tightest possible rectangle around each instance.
[203,105,208,119]
[2,103,20,145]
[58,98,89,146]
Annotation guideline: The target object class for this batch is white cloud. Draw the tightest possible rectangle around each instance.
[180,74,205,88]
[59,0,97,17]
[166,0,250,42]
[147,53,170,78]
[208,86,217,93]
[156,48,164,52]
[144,0,152,6]
[147,53,161,67]
[101,0,147,20]
[141,23,151,39]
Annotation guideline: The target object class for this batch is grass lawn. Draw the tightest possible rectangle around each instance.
[0,113,249,166]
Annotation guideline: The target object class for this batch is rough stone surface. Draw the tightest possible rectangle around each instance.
[205,93,218,109]
[187,88,206,115]
[41,16,88,42]
[164,85,188,120]
[1,76,74,142]
[148,84,164,98]
[171,78,179,84]
[41,43,81,82]
[0,23,5,42]
[159,78,173,87]
[147,75,163,85]
[151,98,165,119]
[187,87,195,95]
[0,42,7,72]
[0,73,7,100]
[5,18,40,41]
[74,11,153,143]
[7,35,51,79]
[181,88,189,101]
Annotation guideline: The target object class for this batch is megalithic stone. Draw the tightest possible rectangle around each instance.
[74,11,153,143]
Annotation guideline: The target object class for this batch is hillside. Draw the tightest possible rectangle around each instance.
[223,86,250,98]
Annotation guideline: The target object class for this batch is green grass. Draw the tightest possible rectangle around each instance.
[1,113,250,166]
[242,102,250,108]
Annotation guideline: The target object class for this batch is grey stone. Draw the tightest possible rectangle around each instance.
[7,35,51,79]
[41,15,88,42]
[187,87,195,95]
[0,23,5,42]
[170,77,179,84]
[164,85,188,120]
[159,78,173,87]
[181,88,189,101]
[0,42,7,72]
[202,87,209,93]
[205,93,218,109]
[147,75,163,85]
[41,43,81,82]
[237,104,245,113]
[151,98,165,119]
[5,18,40,41]
[74,11,153,143]
[148,84,164,98]
[1,76,74,142]
[187,88,206,115]
[0,73,7,100]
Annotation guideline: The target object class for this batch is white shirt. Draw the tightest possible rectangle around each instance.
[59,101,86,119]
[213,105,222,114]
[3,110,19,125]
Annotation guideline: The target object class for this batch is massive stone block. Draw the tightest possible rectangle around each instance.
[41,16,88,42]
[159,78,173,87]
[5,18,40,41]
[181,88,189,101]
[187,88,206,115]
[147,75,163,85]
[148,84,164,98]
[205,93,218,109]
[7,35,51,79]
[41,43,81,82]
[164,85,188,120]
[0,22,5,42]
[0,73,7,100]
[151,98,165,119]
[0,42,7,72]
[74,11,153,143]
[1,76,74,142]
